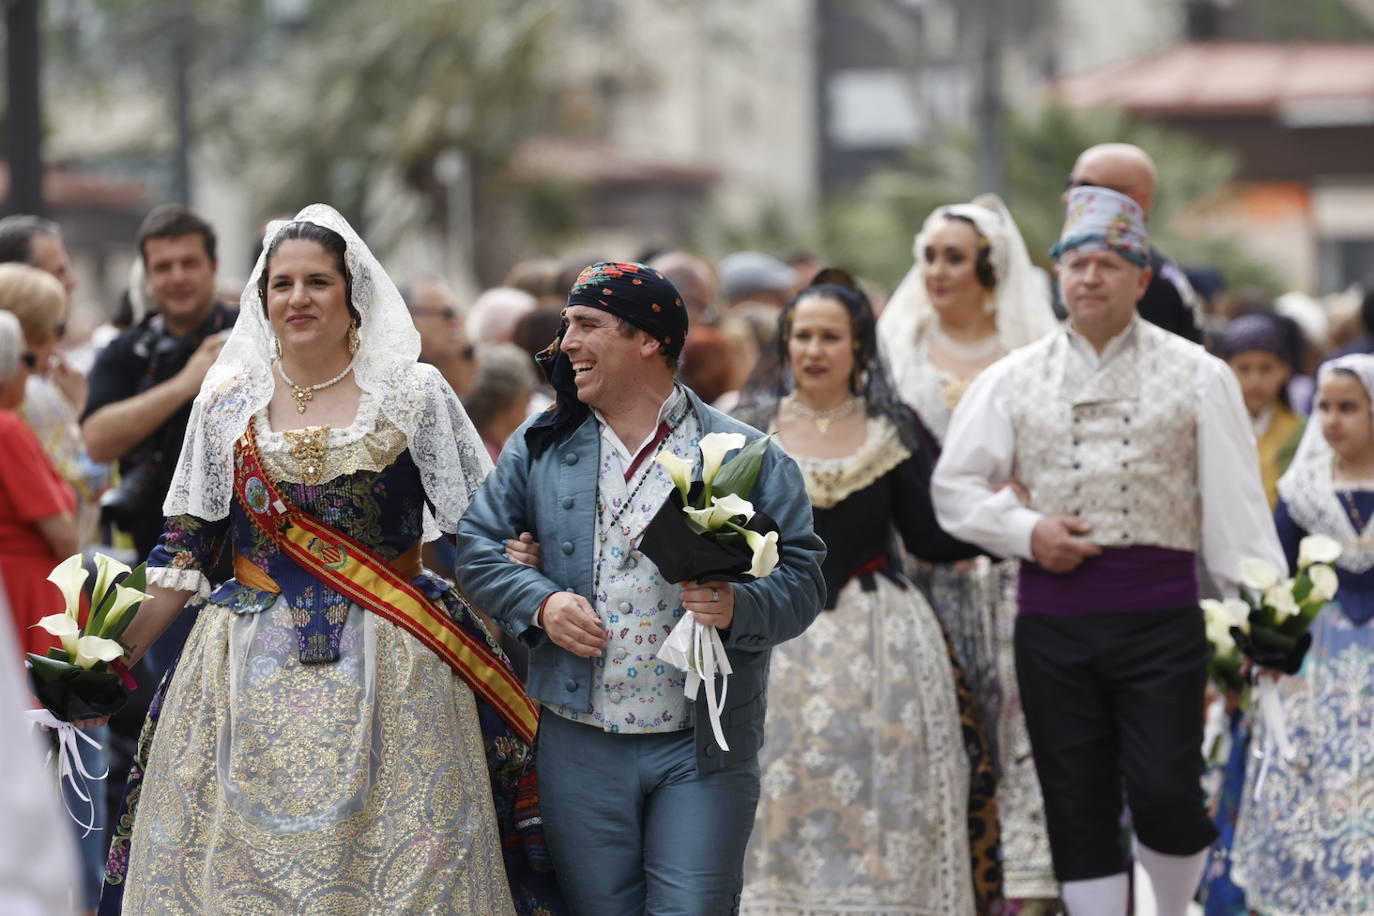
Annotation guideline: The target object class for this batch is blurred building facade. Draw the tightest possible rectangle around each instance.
[15,0,1374,310]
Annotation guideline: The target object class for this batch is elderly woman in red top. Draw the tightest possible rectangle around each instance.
[0,267,79,656]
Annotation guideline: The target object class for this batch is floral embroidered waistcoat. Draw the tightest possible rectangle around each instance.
[547,397,702,734]
[1007,321,1202,552]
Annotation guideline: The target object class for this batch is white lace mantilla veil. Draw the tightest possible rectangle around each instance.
[162,203,492,542]
[1278,353,1374,573]
[877,193,1058,371]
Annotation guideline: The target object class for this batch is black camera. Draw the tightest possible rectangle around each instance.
[99,460,162,533]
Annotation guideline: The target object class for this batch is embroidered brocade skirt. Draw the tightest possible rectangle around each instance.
[120,597,516,915]
[740,573,974,916]
[1230,604,1374,915]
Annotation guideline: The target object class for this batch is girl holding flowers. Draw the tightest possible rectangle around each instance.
[1228,354,1374,914]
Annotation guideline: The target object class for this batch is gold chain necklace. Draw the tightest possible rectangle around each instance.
[785,394,860,433]
[276,357,356,414]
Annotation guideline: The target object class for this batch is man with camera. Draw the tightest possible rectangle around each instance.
[83,205,236,581]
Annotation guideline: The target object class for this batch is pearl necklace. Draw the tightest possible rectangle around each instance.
[785,394,860,433]
[927,321,1002,363]
[276,357,356,414]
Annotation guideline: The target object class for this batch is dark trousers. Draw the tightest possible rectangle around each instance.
[1014,606,1218,881]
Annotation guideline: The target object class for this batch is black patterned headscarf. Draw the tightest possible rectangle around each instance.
[525,261,689,457]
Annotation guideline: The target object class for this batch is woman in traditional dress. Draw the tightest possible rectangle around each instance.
[1228,354,1374,915]
[96,205,559,915]
[877,195,1060,907]
[734,271,995,915]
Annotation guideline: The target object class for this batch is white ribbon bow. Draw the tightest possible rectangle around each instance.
[657,612,733,752]
[1251,674,1295,801]
[25,708,108,836]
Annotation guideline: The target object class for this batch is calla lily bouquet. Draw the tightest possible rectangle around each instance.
[1219,535,1342,786]
[641,432,780,754]
[26,553,150,721]
[1226,534,1341,676]
[639,431,780,584]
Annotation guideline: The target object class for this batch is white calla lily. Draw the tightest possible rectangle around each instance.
[698,432,746,487]
[34,613,79,656]
[1308,564,1339,602]
[90,553,131,609]
[654,451,694,503]
[73,635,125,670]
[684,494,757,531]
[684,505,727,531]
[1202,614,1236,654]
[98,584,152,638]
[1220,597,1251,634]
[1264,582,1299,623]
[46,554,88,619]
[1201,598,1250,652]
[710,493,755,525]
[742,529,780,579]
[1297,534,1342,569]
[1238,557,1279,592]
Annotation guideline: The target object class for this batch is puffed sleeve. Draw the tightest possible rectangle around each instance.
[146,514,231,598]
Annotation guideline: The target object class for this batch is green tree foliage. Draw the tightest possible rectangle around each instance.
[813,106,1277,295]
[216,0,563,279]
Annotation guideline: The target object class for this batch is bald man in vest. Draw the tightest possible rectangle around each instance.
[933,186,1284,915]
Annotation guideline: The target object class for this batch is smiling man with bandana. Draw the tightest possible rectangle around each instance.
[931,187,1286,916]
[456,261,825,915]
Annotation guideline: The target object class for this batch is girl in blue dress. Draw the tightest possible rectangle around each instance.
[1230,354,1374,914]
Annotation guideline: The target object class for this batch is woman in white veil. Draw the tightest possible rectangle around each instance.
[1227,355,1374,915]
[878,194,1056,438]
[877,194,1061,907]
[96,205,559,915]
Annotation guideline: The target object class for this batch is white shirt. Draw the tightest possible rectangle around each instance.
[591,386,684,467]
[931,319,1288,595]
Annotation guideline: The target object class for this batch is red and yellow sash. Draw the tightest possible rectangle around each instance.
[234,418,538,745]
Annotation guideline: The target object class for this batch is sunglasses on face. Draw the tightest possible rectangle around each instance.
[1065,175,1099,190]
[54,321,67,339]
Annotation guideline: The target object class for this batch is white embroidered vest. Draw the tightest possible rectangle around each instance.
[1007,321,1203,552]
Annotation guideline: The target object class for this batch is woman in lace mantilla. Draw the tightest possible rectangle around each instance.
[96,205,560,915]
[734,271,997,916]
[1228,355,1374,915]
[878,196,1061,906]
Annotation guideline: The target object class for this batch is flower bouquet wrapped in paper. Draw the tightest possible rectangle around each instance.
[26,553,149,721]
[638,432,780,585]
[641,432,780,751]
[1224,534,1341,778]
[1230,534,1341,675]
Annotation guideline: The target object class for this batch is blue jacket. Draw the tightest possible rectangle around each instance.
[455,387,826,773]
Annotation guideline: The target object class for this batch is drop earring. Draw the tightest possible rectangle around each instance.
[272,336,282,361]
[347,319,360,355]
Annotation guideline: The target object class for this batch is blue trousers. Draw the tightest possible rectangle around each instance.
[537,712,760,916]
